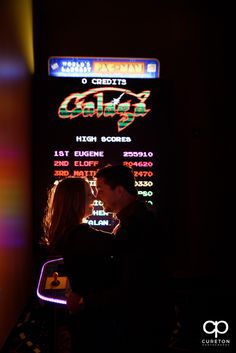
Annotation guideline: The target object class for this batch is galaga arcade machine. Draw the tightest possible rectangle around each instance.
[35,57,174,304]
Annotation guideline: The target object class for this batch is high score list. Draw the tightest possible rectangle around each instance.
[53,149,156,205]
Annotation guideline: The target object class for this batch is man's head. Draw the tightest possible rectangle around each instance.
[95,165,138,214]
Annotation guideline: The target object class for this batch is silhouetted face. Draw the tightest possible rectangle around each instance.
[96,177,120,213]
[84,182,95,219]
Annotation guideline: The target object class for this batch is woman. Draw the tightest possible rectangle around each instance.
[41,176,116,353]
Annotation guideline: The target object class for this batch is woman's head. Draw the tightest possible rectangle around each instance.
[42,176,95,250]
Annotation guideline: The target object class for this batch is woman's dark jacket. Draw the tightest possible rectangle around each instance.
[62,224,115,297]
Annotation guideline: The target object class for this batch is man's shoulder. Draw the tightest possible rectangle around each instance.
[132,200,158,222]
[118,201,158,234]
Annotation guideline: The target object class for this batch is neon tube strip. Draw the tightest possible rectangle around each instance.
[36,257,67,305]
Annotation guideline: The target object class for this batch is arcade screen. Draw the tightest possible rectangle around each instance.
[33,57,173,236]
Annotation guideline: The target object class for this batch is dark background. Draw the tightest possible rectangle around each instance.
[0,0,234,351]
[31,1,235,351]
[31,5,235,347]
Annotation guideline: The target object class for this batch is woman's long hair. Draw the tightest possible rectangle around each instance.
[41,177,87,251]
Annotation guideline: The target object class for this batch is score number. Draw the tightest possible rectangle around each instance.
[122,152,155,203]
[123,151,153,158]
[123,161,153,168]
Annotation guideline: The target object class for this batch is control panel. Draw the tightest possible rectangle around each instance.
[37,257,70,305]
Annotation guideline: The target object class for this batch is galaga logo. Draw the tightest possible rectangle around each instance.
[58,87,151,132]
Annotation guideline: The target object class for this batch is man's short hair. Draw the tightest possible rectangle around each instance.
[95,165,137,196]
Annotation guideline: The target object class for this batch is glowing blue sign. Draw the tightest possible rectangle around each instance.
[48,57,160,79]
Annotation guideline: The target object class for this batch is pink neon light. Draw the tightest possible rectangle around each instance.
[36,257,67,305]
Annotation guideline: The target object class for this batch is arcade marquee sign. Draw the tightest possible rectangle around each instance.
[48,57,160,78]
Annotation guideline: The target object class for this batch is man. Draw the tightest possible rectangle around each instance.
[68,165,175,352]
[96,165,175,351]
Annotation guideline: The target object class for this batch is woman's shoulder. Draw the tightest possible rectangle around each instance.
[67,223,113,243]
[69,223,108,237]
[65,223,114,254]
